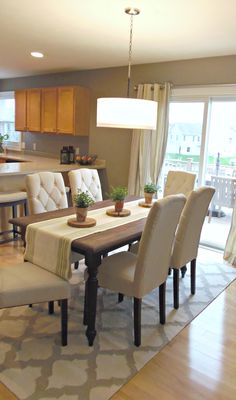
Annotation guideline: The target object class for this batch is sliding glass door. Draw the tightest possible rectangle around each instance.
[162,95,236,250]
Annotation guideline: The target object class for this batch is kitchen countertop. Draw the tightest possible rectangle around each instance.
[0,151,106,177]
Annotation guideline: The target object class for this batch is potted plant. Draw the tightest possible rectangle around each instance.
[73,190,95,222]
[144,182,157,204]
[0,133,9,153]
[109,186,128,213]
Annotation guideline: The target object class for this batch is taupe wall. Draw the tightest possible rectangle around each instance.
[1,55,236,188]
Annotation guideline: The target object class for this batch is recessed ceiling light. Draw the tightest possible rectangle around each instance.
[30,52,44,58]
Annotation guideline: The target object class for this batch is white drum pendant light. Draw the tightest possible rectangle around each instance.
[96,8,157,130]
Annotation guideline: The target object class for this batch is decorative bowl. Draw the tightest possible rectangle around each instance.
[75,154,97,165]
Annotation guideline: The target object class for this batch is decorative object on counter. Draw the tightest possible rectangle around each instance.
[75,154,97,165]
[106,186,130,216]
[0,133,9,153]
[68,146,75,164]
[68,190,96,227]
[140,182,158,207]
[60,146,70,164]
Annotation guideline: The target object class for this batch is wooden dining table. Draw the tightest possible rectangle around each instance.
[9,197,147,346]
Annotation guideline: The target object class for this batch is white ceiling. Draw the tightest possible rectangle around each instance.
[0,0,236,79]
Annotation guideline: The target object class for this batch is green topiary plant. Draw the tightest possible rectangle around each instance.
[0,133,9,153]
[109,186,128,201]
[144,182,157,194]
[73,190,95,208]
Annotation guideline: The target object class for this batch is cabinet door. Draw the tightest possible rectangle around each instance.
[41,88,57,133]
[27,89,41,132]
[57,87,75,134]
[15,90,27,131]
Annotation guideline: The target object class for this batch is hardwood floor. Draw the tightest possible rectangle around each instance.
[112,280,236,400]
[1,241,236,400]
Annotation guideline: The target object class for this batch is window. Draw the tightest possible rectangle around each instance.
[0,92,21,150]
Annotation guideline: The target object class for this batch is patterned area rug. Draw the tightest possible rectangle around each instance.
[0,247,236,400]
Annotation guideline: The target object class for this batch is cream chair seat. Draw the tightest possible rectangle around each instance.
[164,170,196,198]
[25,171,83,266]
[0,262,70,346]
[68,168,103,204]
[97,194,186,346]
[170,186,215,309]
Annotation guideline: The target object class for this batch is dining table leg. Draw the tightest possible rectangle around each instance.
[84,253,101,346]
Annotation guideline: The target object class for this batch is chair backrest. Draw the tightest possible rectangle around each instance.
[26,172,68,214]
[164,170,196,198]
[68,168,103,204]
[134,194,186,297]
[171,186,215,268]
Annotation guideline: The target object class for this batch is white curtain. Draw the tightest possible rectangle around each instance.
[128,82,171,195]
[224,202,236,266]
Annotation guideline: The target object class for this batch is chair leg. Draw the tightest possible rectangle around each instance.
[60,299,68,346]
[83,279,89,325]
[24,200,28,216]
[134,297,142,347]
[74,261,79,270]
[12,205,17,238]
[173,269,179,309]
[191,258,196,295]
[48,301,54,314]
[118,293,124,303]
[159,282,166,324]
[181,265,187,278]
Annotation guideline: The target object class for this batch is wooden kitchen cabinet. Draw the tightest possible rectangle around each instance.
[57,86,90,136]
[41,87,57,133]
[15,89,41,132]
[15,90,27,131]
[15,85,90,136]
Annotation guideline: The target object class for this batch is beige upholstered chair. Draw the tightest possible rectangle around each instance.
[26,172,68,215]
[163,170,196,198]
[0,262,70,345]
[26,171,82,267]
[97,194,186,346]
[170,186,215,309]
[68,168,102,204]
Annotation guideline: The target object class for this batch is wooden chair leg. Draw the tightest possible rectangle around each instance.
[60,299,68,346]
[173,269,179,309]
[12,205,17,238]
[118,293,124,303]
[74,261,79,270]
[191,258,196,295]
[48,301,54,314]
[159,282,166,324]
[83,279,89,325]
[181,265,187,278]
[134,297,142,347]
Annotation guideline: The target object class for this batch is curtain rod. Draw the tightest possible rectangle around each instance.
[134,82,236,91]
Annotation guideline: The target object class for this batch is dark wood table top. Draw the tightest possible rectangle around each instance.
[9,197,145,256]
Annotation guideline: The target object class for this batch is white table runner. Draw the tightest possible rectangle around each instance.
[24,200,151,280]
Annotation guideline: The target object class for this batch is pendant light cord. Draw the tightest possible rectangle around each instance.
[127,13,133,98]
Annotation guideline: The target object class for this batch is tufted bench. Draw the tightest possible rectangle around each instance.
[0,262,70,345]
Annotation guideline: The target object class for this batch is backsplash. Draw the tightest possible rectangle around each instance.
[22,131,89,158]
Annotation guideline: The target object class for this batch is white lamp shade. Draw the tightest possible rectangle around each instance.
[96,97,157,130]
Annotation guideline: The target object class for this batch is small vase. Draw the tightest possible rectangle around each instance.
[115,200,124,213]
[75,207,88,222]
[144,192,154,205]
